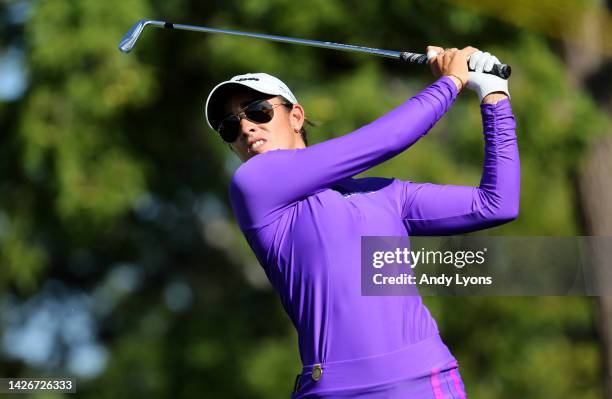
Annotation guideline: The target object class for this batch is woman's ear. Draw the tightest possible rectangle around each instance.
[289,103,305,131]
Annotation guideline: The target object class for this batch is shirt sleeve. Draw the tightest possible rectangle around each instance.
[229,76,459,230]
[396,98,520,235]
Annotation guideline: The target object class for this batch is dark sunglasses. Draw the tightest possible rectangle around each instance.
[216,99,292,143]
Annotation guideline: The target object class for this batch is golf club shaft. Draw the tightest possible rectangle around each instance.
[119,20,511,79]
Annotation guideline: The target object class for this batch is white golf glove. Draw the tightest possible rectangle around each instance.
[466,51,510,102]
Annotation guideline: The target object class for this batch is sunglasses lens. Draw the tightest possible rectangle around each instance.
[218,116,240,143]
[244,101,274,123]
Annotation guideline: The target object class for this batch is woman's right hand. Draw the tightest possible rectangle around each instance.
[426,45,477,91]
[466,51,510,103]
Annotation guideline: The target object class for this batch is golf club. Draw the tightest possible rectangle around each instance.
[118,19,511,79]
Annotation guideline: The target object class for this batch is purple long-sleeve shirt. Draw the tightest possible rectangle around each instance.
[229,76,519,376]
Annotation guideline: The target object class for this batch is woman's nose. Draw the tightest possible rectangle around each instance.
[239,117,257,132]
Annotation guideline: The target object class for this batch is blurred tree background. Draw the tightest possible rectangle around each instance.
[0,0,610,398]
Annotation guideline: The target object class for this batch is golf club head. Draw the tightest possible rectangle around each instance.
[119,19,165,53]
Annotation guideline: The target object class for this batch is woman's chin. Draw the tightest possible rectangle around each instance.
[252,142,276,155]
[244,142,290,160]
[244,144,267,159]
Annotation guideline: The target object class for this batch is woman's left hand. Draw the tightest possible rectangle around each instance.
[426,45,478,92]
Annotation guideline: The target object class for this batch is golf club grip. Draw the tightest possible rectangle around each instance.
[399,52,511,79]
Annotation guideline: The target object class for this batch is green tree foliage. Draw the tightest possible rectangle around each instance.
[0,0,609,398]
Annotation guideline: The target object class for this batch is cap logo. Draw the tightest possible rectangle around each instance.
[235,77,260,82]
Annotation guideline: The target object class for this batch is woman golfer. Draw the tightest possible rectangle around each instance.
[204,46,519,398]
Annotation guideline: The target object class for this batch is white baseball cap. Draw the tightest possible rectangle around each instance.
[204,72,298,130]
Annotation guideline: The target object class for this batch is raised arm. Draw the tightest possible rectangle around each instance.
[398,97,519,235]
[230,76,458,230]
